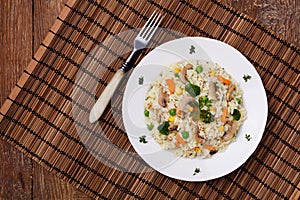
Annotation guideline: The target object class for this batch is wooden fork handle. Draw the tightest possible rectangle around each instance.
[89,70,125,123]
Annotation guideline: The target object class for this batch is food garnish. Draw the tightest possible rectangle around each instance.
[157,121,170,135]
[139,135,148,144]
[243,74,252,82]
[139,76,144,85]
[245,134,252,141]
[193,168,201,175]
[189,45,195,54]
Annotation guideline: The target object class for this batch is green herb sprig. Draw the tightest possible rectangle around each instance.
[198,96,212,109]
[245,134,252,141]
[243,74,252,82]
[157,121,170,135]
[193,168,201,175]
[189,45,195,54]
[138,76,144,85]
[139,135,148,143]
[232,109,241,121]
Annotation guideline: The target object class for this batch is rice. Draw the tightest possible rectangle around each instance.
[144,60,246,158]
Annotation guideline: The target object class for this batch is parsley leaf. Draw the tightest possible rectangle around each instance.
[138,76,144,85]
[243,74,252,82]
[139,135,148,143]
[193,168,201,175]
[200,110,214,123]
[245,134,252,141]
[189,45,195,54]
[232,109,241,121]
[157,121,170,135]
[198,96,212,109]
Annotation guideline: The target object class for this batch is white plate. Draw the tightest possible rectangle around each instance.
[122,37,268,181]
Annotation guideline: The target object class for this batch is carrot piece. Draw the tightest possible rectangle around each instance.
[203,144,216,151]
[175,133,186,146]
[217,75,231,85]
[221,107,227,123]
[166,79,175,94]
[203,144,217,154]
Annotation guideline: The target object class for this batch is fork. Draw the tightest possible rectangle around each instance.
[89,11,163,123]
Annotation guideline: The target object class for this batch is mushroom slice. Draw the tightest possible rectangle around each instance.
[158,88,169,108]
[223,121,238,141]
[195,134,205,144]
[153,108,163,123]
[178,96,195,111]
[208,82,218,101]
[177,96,197,119]
[179,63,193,83]
[226,84,235,101]
[168,124,178,132]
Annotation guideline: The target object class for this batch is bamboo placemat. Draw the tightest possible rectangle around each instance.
[1,0,299,199]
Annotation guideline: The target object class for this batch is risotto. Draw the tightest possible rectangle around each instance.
[144,60,246,158]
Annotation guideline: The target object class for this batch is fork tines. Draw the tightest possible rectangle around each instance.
[139,11,163,40]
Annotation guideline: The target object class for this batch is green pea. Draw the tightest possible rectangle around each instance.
[196,65,203,73]
[181,131,189,139]
[169,108,176,116]
[144,109,149,117]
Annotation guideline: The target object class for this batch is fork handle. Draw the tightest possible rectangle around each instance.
[89,50,140,123]
[89,69,125,123]
[120,49,139,72]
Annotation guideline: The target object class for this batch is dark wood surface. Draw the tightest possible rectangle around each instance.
[0,0,299,199]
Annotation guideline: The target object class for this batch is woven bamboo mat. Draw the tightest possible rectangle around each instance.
[1,0,299,199]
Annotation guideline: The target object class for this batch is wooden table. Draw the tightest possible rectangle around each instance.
[0,0,299,199]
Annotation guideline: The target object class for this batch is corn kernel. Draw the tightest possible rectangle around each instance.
[195,147,201,154]
[188,107,194,112]
[218,125,224,132]
[173,67,181,73]
[210,70,215,76]
[168,116,175,122]
[176,87,183,95]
